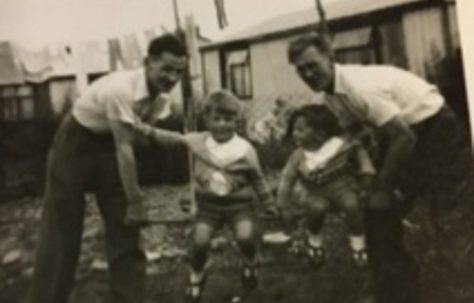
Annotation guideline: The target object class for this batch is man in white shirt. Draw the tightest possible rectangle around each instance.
[287,33,472,303]
[28,34,187,303]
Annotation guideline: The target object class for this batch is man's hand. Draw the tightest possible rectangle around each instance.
[124,198,152,227]
[109,119,147,227]
[375,117,415,191]
[368,189,394,209]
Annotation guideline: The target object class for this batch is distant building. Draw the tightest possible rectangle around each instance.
[199,0,462,126]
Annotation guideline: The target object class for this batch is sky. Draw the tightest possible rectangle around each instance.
[0,0,334,49]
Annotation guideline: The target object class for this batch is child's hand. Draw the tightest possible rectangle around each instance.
[263,205,281,219]
[279,208,293,223]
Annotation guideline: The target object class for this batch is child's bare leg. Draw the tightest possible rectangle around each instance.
[304,197,329,267]
[234,218,257,264]
[190,222,214,279]
[338,191,368,267]
[234,217,258,290]
[186,221,214,301]
[306,197,329,248]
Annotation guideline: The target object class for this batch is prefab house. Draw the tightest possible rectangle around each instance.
[200,0,464,127]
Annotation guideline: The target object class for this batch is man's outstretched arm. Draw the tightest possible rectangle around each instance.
[110,120,142,208]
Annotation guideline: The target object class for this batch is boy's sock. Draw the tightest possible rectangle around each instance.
[190,268,206,283]
[308,233,323,248]
[348,234,366,251]
[188,267,207,299]
[240,241,257,265]
[241,255,259,291]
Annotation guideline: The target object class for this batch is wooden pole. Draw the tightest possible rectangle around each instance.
[173,0,182,31]
[314,0,332,46]
[172,0,199,214]
[184,15,203,102]
[72,42,88,96]
[315,0,327,34]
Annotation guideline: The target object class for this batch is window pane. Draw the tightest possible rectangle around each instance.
[332,27,373,49]
[1,87,17,98]
[18,85,33,97]
[0,100,7,121]
[243,65,252,97]
[21,97,35,119]
[336,48,375,64]
[230,64,252,98]
[231,65,245,97]
[10,99,19,120]
[2,99,15,121]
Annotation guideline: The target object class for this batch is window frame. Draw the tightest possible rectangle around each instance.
[224,48,253,99]
[332,26,382,65]
[0,84,36,122]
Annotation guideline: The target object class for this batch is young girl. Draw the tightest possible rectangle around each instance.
[277,104,375,268]
[134,90,278,301]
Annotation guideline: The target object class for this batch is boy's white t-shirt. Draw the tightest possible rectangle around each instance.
[204,134,250,196]
[205,134,250,167]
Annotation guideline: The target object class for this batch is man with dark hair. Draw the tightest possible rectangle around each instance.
[287,33,473,303]
[28,34,187,303]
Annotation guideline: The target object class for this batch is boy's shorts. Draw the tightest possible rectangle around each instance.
[195,196,255,230]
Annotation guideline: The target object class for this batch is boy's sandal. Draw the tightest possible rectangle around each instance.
[305,243,326,268]
[241,263,259,291]
[287,238,304,256]
[185,272,208,303]
[351,249,368,268]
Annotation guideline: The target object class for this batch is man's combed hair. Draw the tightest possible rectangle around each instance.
[148,34,187,58]
[287,32,332,64]
[204,90,241,117]
[286,104,343,139]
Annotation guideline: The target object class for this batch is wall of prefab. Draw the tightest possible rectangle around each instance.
[402,2,470,129]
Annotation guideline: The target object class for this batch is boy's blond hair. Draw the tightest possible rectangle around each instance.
[204,90,241,117]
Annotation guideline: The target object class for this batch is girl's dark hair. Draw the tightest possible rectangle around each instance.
[286,104,343,139]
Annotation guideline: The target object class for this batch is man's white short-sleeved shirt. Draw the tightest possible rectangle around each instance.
[72,68,171,133]
[324,64,444,127]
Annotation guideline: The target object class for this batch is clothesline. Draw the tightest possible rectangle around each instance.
[0,27,170,85]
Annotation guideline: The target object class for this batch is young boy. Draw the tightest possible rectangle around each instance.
[134,90,277,301]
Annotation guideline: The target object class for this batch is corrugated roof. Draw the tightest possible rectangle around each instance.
[202,0,427,48]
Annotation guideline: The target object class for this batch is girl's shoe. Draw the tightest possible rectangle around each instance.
[241,263,258,291]
[305,243,326,268]
[185,271,208,303]
[351,249,368,268]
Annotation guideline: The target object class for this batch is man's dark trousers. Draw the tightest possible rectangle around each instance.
[366,106,473,303]
[28,114,146,303]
